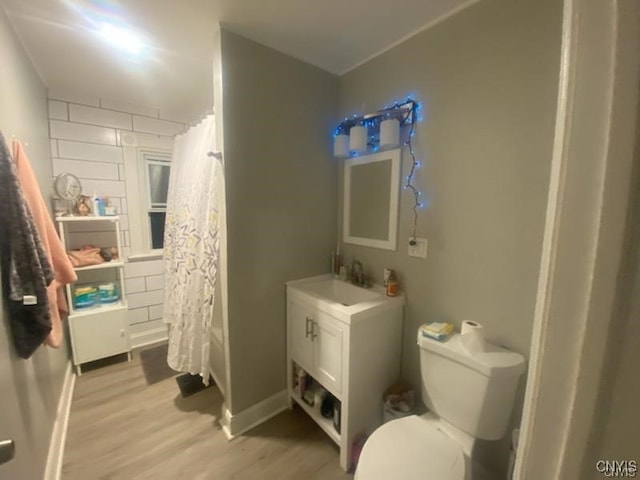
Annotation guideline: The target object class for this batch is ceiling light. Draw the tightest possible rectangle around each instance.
[97,23,145,55]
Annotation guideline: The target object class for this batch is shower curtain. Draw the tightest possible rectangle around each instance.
[163,114,220,382]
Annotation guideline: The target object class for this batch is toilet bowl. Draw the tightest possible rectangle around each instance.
[355,414,468,480]
[355,328,525,480]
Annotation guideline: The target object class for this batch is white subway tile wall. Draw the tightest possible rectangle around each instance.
[57,140,123,163]
[48,90,100,107]
[52,158,119,180]
[128,307,150,325]
[50,120,118,145]
[125,277,146,294]
[49,97,187,330]
[48,100,68,120]
[132,115,186,136]
[128,289,165,310]
[50,139,58,157]
[124,259,164,278]
[145,274,165,291]
[100,98,159,118]
[148,304,164,321]
[69,104,133,130]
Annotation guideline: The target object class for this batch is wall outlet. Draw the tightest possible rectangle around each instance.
[408,238,428,258]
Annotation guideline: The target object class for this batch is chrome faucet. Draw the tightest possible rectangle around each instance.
[350,259,366,287]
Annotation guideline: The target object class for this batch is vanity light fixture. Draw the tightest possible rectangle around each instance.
[379,118,400,149]
[333,133,349,158]
[333,97,424,247]
[349,124,368,154]
[332,99,418,158]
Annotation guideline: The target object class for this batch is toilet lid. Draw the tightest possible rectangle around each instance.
[356,416,465,480]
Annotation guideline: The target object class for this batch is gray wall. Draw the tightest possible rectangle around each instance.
[338,0,562,474]
[220,29,339,413]
[0,7,70,479]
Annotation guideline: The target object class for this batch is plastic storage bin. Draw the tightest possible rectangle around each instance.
[98,283,120,304]
[73,286,99,309]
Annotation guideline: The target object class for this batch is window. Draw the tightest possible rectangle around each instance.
[122,132,175,258]
[143,154,171,249]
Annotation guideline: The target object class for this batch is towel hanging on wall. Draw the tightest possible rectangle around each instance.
[12,139,77,348]
[0,132,54,358]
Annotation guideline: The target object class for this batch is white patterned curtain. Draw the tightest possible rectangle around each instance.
[163,114,220,382]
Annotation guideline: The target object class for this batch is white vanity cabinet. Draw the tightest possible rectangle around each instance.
[286,275,403,471]
[288,300,344,396]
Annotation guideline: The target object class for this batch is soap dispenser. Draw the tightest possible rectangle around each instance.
[385,269,399,296]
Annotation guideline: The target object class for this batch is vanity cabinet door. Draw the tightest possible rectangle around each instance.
[288,300,314,373]
[313,312,344,396]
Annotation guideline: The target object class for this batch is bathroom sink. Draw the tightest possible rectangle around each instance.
[286,275,403,323]
[301,278,381,306]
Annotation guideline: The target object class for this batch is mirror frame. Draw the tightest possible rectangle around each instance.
[343,149,401,251]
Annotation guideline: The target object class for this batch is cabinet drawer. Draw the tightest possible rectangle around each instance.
[69,308,129,364]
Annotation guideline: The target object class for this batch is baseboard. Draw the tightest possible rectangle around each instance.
[219,389,288,440]
[130,325,168,349]
[44,362,76,480]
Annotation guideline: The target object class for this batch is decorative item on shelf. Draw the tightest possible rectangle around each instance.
[76,195,91,216]
[104,198,117,216]
[99,246,119,262]
[53,172,82,216]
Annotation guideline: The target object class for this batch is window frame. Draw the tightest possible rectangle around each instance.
[142,153,171,250]
[122,132,174,258]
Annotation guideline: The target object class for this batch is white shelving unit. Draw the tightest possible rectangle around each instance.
[57,216,131,375]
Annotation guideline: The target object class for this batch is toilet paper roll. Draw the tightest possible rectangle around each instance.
[460,320,485,355]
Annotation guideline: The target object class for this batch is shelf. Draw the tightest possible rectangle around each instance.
[56,215,120,222]
[74,261,124,272]
[70,301,127,318]
[291,391,340,445]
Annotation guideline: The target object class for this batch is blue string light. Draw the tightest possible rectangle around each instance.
[402,102,422,243]
[333,97,424,242]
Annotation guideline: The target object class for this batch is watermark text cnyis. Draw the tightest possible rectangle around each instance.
[596,460,638,477]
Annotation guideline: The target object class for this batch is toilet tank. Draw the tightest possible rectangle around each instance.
[417,331,525,440]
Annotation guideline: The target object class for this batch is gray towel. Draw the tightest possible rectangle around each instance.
[0,132,54,358]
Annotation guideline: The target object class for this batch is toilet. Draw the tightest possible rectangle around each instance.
[355,327,526,480]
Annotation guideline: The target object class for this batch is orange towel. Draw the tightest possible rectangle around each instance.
[12,140,77,347]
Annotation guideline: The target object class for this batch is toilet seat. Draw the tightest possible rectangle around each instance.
[355,415,466,480]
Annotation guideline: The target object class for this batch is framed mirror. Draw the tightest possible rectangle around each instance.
[343,149,401,250]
